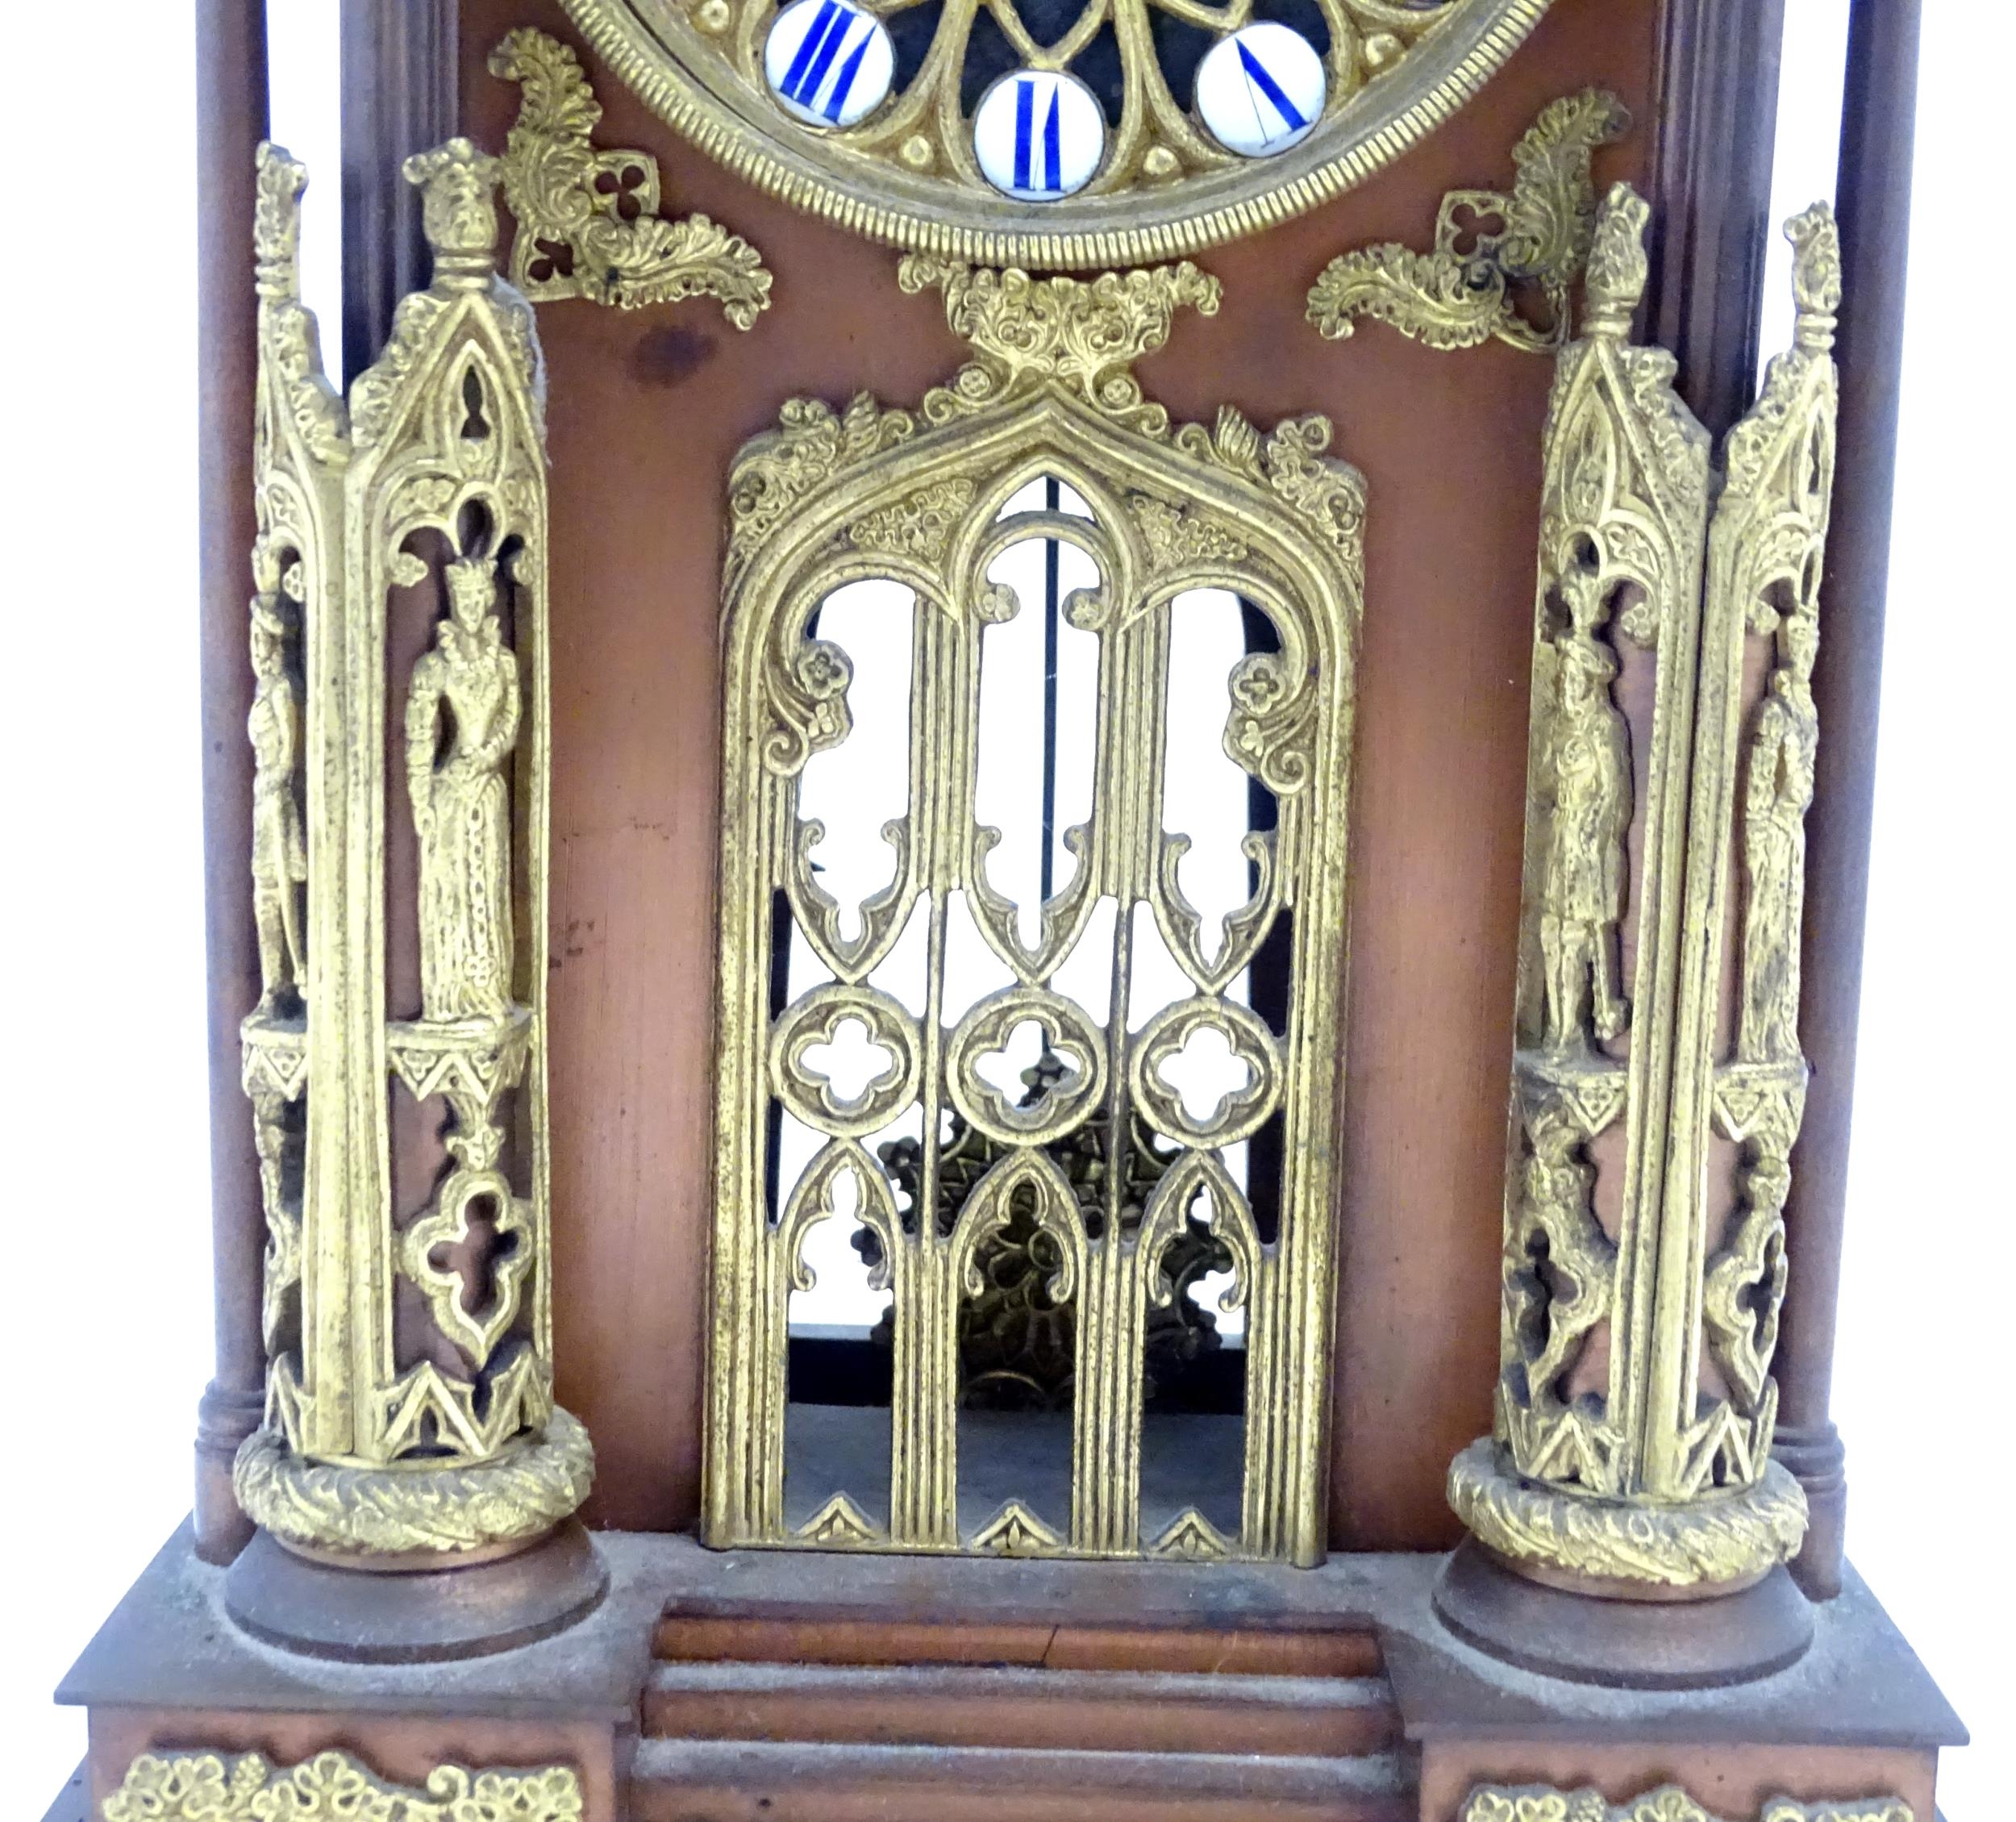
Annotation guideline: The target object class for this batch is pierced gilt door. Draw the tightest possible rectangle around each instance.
[706,277,1361,1562]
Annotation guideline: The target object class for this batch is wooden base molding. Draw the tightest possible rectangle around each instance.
[54,1524,1963,1822]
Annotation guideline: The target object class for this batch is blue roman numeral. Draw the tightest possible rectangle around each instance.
[780,0,869,119]
[1236,39,1306,133]
[1012,77,1064,192]
[825,29,870,121]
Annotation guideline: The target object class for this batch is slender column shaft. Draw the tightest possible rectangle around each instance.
[1647,0,1789,433]
[1774,0,1923,1602]
[340,0,459,378]
[193,0,272,1567]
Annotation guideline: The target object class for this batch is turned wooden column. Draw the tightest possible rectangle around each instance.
[1646,0,1789,434]
[193,0,272,1568]
[1773,0,1923,1604]
[341,0,459,377]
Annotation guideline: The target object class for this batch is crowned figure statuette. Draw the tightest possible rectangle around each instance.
[406,556,521,1024]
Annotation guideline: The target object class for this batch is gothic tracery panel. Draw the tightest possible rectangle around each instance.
[707,259,1361,1561]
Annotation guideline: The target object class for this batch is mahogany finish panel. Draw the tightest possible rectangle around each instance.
[642,1664,1399,1756]
[455,0,1660,1545]
[655,1613,1382,1676]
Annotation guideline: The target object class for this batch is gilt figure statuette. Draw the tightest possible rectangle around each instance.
[248,592,307,1011]
[1539,571,1632,1050]
[1737,609,1819,1065]
[407,557,521,1024]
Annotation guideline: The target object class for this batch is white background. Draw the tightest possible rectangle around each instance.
[0,0,2007,1807]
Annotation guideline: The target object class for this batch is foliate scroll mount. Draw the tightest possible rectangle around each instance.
[490,27,772,328]
[1306,88,1631,352]
[898,256,1223,432]
[104,1752,585,1822]
[1459,1786,1912,1822]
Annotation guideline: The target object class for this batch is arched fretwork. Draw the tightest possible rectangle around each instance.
[708,260,1363,1563]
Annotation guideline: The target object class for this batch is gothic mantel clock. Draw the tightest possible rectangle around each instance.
[45,1,1963,1820]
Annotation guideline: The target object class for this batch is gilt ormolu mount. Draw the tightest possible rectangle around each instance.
[49,1,1961,1819]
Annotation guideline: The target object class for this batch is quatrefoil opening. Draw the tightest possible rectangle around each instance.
[946,986,1107,1148]
[1131,996,1281,1148]
[402,1169,532,1368]
[772,982,922,1138]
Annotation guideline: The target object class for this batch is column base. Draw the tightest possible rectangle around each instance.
[223,1518,608,1661]
[193,1381,266,1565]
[1774,1418,1848,1600]
[1445,1438,1810,1591]
[1431,1538,1814,1688]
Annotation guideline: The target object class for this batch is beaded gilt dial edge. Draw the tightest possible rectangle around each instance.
[559,0,1554,268]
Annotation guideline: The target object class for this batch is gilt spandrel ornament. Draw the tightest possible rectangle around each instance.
[409,557,521,1024]
[1306,88,1631,352]
[711,254,1362,1565]
[1449,191,1843,1593]
[232,139,593,1560]
[489,27,771,326]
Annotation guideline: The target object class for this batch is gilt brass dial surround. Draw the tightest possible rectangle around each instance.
[559,0,1553,267]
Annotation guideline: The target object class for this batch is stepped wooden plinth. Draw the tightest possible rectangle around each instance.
[56,1525,1962,1821]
